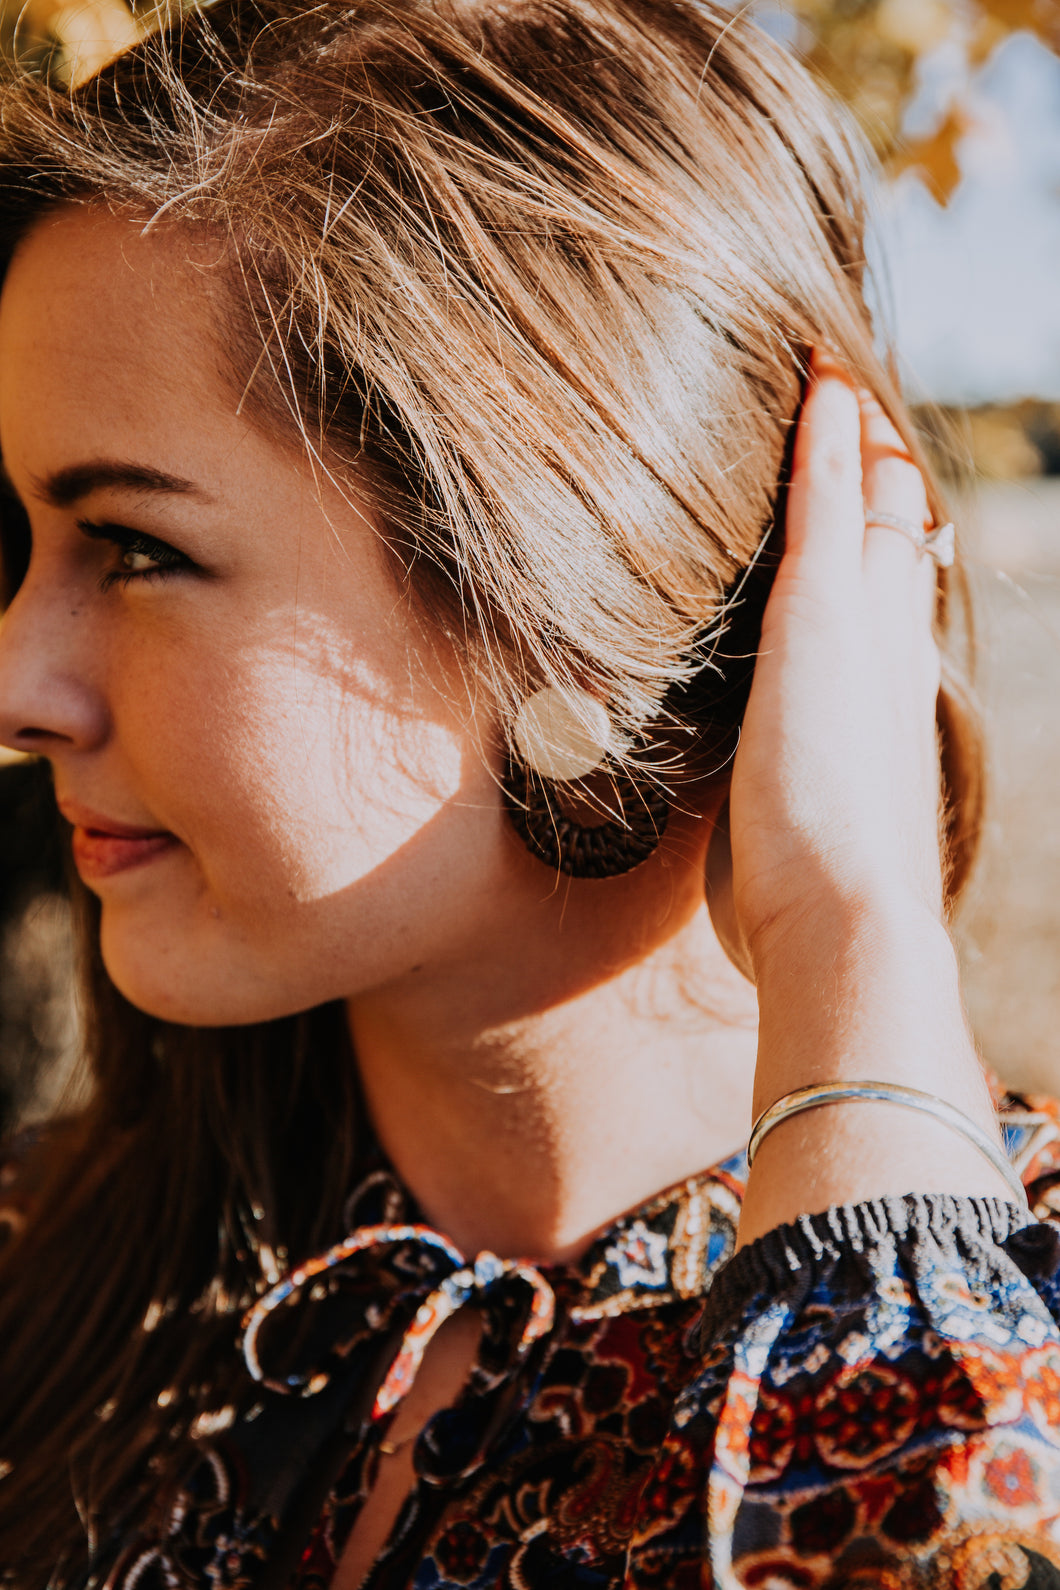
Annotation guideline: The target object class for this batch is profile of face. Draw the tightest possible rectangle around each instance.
[0,207,539,1026]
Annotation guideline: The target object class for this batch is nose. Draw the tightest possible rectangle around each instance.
[0,574,109,758]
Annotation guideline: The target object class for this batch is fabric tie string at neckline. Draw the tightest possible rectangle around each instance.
[239,1223,556,1421]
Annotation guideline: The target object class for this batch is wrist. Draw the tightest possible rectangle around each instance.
[740,896,1012,1248]
[750,890,989,1124]
[748,876,946,986]
[751,885,954,1024]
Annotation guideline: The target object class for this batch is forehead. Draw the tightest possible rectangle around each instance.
[0,206,234,476]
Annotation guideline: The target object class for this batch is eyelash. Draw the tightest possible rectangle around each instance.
[79,522,195,591]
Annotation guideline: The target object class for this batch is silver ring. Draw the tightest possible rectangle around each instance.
[864,510,956,568]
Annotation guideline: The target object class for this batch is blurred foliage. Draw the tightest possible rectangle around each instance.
[965,401,1060,477]
[914,400,1060,483]
[776,0,1060,200]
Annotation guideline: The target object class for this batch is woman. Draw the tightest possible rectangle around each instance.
[1,1,1059,1585]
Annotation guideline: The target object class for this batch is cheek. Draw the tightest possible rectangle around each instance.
[96,615,512,1023]
[122,627,472,908]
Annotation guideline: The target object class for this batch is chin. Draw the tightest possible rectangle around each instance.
[101,955,231,1027]
[98,916,310,1028]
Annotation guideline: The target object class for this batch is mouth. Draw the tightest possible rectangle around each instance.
[59,802,180,882]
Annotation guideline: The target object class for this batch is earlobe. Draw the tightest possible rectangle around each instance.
[705,799,755,982]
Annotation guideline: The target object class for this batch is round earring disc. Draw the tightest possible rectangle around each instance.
[512,686,613,782]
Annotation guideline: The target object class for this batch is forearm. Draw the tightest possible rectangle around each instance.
[737,893,1012,1248]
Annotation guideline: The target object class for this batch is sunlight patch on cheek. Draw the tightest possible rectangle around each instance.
[333,701,466,820]
[290,615,470,800]
[198,634,475,907]
[283,706,468,903]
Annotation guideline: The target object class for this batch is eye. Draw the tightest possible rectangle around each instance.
[79,522,197,590]
[121,545,167,575]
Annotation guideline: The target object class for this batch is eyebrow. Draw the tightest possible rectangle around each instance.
[28,460,212,508]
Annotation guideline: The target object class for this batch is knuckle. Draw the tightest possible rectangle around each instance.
[810,439,855,483]
[872,461,927,510]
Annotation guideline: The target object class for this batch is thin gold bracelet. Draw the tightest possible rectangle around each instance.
[747,1081,1029,1210]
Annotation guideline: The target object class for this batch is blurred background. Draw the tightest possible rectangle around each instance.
[0,0,1057,1132]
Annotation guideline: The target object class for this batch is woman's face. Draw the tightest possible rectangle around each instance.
[0,207,516,1025]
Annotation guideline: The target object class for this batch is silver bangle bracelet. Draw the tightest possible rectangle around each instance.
[747,1081,1029,1210]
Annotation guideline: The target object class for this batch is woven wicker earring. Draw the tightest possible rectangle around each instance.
[501,686,669,879]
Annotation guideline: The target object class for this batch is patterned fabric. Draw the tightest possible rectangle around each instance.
[54,1088,1060,1587]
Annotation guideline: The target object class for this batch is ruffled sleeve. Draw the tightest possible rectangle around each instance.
[662,1194,1060,1588]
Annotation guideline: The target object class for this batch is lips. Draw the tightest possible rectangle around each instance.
[59,802,179,882]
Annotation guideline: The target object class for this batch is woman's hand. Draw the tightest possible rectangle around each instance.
[728,352,1012,1245]
[730,351,943,962]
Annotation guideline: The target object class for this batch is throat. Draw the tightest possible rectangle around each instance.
[347,909,758,1264]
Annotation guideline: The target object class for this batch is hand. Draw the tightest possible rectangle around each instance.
[724,352,1009,1243]
[728,350,944,973]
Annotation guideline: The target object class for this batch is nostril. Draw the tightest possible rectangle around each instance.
[0,677,105,752]
[11,727,63,748]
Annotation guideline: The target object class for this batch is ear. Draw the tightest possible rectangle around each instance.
[705,797,755,982]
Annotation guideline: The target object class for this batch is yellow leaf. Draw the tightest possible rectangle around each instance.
[890,107,968,203]
[971,0,1060,56]
[976,0,1045,28]
[50,0,139,85]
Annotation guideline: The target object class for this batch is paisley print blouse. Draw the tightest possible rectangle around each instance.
[37,1087,1060,1588]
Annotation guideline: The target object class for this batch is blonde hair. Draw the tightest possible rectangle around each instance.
[0,1,981,1577]
[1,0,979,787]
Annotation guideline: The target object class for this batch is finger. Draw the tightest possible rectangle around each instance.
[859,390,937,623]
[785,350,864,590]
[859,391,939,689]
[857,393,944,899]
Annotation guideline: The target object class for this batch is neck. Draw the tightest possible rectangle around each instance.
[348,847,758,1263]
